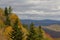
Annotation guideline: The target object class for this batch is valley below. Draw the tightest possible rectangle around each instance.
[42,27,60,38]
[21,19,60,40]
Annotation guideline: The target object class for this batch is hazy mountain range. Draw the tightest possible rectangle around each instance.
[21,19,60,26]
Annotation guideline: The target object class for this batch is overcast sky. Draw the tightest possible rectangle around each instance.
[0,0,60,20]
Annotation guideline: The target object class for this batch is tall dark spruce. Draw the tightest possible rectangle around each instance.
[27,23,38,40]
[10,19,24,40]
[38,26,44,40]
[4,6,12,25]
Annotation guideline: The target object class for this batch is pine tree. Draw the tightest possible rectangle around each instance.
[6,16,10,25]
[5,6,12,16]
[38,26,44,40]
[30,22,34,27]
[23,24,28,29]
[27,23,37,40]
[4,7,8,16]
[4,7,11,25]
[9,6,12,14]
[10,19,24,40]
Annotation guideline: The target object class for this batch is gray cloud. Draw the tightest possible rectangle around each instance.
[17,14,60,20]
[0,0,60,20]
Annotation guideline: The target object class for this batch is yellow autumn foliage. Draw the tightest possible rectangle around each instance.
[3,26,12,40]
[3,26,12,36]
[0,8,4,15]
[3,25,28,40]
[0,19,5,29]
[9,13,18,22]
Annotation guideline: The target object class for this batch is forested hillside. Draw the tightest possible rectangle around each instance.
[0,7,54,40]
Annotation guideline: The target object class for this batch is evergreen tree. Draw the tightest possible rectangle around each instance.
[5,6,12,16]
[23,24,28,29]
[6,16,10,25]
[30,22,34,27]
[9,6,12,14]
[4,7,11,25]
[4,7,8,16]
[27,23,37,40]
[10,19,24,40]
[38,26,44,40]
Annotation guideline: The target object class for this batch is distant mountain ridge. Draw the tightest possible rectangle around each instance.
[21,19,60,26]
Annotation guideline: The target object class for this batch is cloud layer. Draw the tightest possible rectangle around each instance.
[0,0,60,20]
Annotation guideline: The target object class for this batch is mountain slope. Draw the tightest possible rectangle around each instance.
[0,8,28,40]
[0,7,54,40]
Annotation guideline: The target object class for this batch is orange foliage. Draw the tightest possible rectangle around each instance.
[4,26,12,36]
[9,14,18,21]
